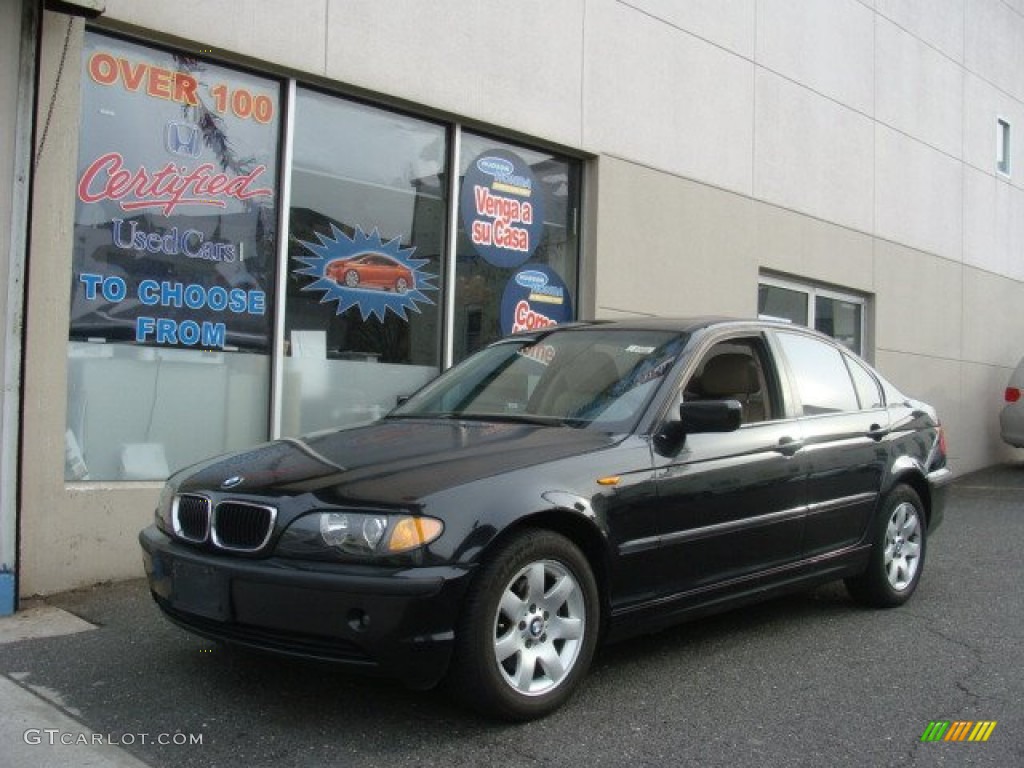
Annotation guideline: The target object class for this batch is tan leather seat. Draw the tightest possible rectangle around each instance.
[698,353,765,423]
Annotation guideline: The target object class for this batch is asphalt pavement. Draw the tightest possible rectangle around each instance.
[1,463,1022,768]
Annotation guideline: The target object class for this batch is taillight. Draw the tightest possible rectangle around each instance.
[1006,387,1021,403]
[937,425,947,457]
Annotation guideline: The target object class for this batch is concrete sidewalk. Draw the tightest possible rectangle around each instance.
[0,675,150,768]
[0,603,149,768]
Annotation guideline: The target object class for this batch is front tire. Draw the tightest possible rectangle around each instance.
[449,530,599,721]
[845,485,927,608]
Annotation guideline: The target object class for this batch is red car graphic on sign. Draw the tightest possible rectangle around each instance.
[325,253,415,293]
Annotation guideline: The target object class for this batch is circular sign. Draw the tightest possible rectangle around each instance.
[500,265,572,336]
[460,149,545,268]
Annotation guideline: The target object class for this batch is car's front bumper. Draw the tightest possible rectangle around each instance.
[139,526,474,689]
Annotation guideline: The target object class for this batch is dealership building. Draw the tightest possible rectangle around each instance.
[1,0,1023,611]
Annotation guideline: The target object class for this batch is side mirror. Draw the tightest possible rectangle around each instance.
[654,399,743,456]
[678,400,742,434]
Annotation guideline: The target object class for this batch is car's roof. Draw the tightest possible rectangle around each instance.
[544,316,796,334]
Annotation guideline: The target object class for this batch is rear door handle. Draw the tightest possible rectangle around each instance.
[867,424,889,441]
[776,436,803,456]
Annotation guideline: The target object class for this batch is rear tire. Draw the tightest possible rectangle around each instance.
[845,485,926,608]
[448,529,599,721]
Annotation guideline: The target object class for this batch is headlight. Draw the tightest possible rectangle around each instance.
[155,483,177,534]
[320,512,389,555]
[276,511,443,560]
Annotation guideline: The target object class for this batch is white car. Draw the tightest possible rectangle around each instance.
[1000,357,1024,448]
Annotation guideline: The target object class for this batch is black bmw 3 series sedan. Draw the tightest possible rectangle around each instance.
[140,317,951,720]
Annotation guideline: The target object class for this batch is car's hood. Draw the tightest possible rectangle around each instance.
[175,418,618,505]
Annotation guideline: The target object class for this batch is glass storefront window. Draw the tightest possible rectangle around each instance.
[453,133,580,361]
[66,32,281,480]
[64,34,583,479]
[283,90,447,435]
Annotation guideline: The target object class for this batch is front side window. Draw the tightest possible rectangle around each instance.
[684,339,778,425]
[776,332,859,415]
[66,32,281,480]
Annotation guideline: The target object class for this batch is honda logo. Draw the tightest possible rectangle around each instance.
[165,121,202,158]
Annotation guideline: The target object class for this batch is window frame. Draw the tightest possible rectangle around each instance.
[997,116,1011,178]
[758,274,867,356]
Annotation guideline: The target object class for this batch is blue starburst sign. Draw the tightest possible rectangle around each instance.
[293,225,437,322]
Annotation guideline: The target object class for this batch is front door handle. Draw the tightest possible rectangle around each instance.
[776,436,803,456]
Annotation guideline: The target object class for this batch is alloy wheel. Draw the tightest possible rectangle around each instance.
[492,559,586,696]
[884,501,922,591]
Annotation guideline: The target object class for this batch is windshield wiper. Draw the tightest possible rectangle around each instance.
[387,411,563,426]
[456,412,565,426]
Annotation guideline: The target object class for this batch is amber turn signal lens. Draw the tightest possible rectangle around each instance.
[387,516,444,553]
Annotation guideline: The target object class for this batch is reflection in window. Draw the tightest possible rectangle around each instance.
[283,90,447,435]
[777,332,859,415]
[394,329,685,431]
[846,355,883,409]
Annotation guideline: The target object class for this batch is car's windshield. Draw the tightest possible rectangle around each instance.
[390,328,689,431]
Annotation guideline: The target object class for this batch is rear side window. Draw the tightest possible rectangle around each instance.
[777,332,859,415]
[845,355,883,409]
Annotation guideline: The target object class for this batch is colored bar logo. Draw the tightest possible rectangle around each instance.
[921,721,997,742]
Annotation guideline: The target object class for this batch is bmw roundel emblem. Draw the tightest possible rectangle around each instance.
[220,475,244,489]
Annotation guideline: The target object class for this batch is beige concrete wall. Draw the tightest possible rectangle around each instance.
[100,0,588,150]
[591,157,755,320]
[20,14,163,595]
